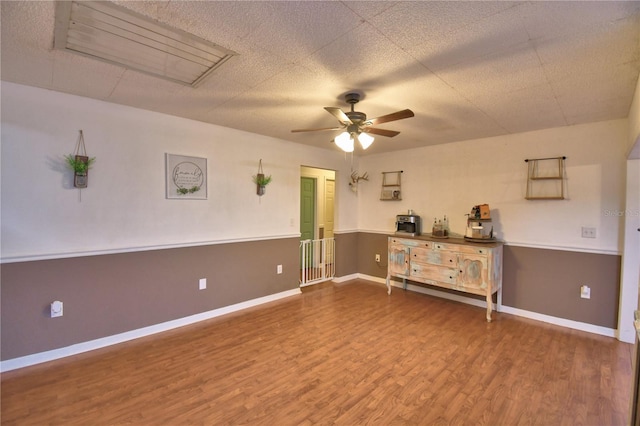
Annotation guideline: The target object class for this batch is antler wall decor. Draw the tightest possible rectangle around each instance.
[349,171,369,193]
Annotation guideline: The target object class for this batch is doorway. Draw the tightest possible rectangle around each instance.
[300,166,336,286]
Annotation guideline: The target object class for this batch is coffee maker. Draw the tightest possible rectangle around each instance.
[395,211,421,236]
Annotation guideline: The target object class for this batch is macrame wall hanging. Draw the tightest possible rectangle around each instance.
[252,159,272,196]
[64,130,95,193]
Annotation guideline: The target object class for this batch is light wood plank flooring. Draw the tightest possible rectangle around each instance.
[1,280,633,425]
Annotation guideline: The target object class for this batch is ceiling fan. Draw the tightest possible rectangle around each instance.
[291,92,414,152]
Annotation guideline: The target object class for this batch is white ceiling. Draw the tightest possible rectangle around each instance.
[2,1,639,155]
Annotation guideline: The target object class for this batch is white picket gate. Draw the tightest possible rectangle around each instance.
[299,238,335,286]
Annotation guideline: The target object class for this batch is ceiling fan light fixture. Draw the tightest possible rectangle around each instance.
[335,132,354,152]
[293,92,414,151]
[358,132,374,149]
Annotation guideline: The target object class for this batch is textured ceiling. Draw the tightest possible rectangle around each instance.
[2,1,639,155]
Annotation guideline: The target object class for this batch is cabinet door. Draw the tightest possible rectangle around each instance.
[458,254,488,291]
[389,243,410,277]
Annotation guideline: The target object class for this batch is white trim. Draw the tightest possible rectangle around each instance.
[333,229,359,235]
[335,275,617,339]
[0,288,302,372]
[355,274,387,285]
[332,273,360,283]
[503,240,620,256]
[396,281,617,338]
[499,306,616,338]
[354,229,391,235]
[300,278,333,287]
[1,234,302,264]
[345,230,621,256]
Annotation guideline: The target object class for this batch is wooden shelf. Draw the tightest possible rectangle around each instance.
[525,196,565,200]
[380,171,402,201]
[525,157,566,200]
[530,176,563,181]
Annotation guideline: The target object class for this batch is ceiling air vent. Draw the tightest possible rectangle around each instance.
[54,1,237,87]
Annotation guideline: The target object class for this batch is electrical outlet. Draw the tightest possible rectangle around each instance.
[51,301,63,318]
[199,278,207,290]
[375,254,381,262]
[580,285,591,299]
[277,264,283,274]
[581,227,596,238]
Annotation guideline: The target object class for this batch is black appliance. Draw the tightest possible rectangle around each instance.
[395,214,421,236]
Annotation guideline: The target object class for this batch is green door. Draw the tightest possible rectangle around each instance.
[300,177,315,240]
[300,177,315,268]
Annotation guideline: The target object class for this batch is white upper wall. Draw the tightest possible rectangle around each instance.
[358,120,628,254]
[1,82,630,260]
[628,75,640,159]
[0,82,359,261]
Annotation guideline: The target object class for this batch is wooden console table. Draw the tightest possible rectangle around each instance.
[386,235,504,322]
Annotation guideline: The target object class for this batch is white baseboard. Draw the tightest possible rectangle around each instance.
[332,273,386,285]
[335,275,618,339]
[1,288,302,373]
[355,274,387,285]
[332,273,361,283]
[498,306,616,338]
[395,280,616,338]
[3,276,619,372]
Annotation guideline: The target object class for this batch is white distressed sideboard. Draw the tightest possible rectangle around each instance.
[386,236,504,322]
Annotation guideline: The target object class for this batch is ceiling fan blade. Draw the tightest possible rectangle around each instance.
[363,127,400,137]
[365,109,414,126]
[291,126,342,133]
[324,107,352,125]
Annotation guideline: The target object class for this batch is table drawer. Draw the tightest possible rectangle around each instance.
[411,262,457,285]
[411,248,457,266]
[389,238,432,249]
[432,241,452,251]
[455,244,491,256]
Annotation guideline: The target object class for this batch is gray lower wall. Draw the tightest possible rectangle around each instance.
[353,232,621,329]
[502,245,620,328]
[1,231,621,362]
[335,232,358,277]
[356,232,390,278]
[1,238,299,360]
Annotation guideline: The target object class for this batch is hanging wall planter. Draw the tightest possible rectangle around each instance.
[64,130,95,188]
[252,159,272,196]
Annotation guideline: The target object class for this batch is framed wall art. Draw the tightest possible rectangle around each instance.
[165,153,207,200]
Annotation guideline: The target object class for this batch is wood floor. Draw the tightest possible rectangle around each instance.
[1,279,634,425]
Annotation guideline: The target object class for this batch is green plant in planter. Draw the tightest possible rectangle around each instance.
[252,174,272,187]
[252,173,272,196]
[64,154,96,175]
[64,154,96,189]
